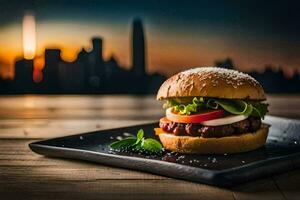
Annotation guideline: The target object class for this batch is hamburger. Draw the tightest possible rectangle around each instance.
[155,67,269,154]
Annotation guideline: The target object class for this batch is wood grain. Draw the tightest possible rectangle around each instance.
[0,180,234,200]
[0,95,300,200]
[0,119,154,139]
[272,170,300,200]
[232,178,286,200]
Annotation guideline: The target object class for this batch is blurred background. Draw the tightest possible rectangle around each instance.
[0,0,299,94]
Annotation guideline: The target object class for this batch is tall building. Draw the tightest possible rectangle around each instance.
[43,49,62,92]
[86,37,105,88]
[132,18,146,76]
[91,37,103,62]
[91,37,104,75]
[13,58,34,93]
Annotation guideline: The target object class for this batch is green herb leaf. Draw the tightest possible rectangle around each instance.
[134,129,144,145]
[110,137,137,149]
[109,129,163,153]
[141,138,163,152]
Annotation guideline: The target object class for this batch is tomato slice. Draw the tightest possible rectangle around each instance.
[166,107,225,123]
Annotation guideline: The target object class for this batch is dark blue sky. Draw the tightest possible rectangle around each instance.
[1,0,299,37]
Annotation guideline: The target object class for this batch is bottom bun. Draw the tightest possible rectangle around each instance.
[158,124,269,154]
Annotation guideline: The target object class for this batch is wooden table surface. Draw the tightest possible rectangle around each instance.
[1,95,300,200]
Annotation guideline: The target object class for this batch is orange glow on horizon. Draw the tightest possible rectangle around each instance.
[33,55,45,70]
[23,13,36,60]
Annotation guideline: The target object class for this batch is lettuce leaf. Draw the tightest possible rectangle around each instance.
[163,97,268,119]
[207,99,248,114]
[249,102,268,118]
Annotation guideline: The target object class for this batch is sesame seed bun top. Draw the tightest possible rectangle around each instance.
[157,67,266,101]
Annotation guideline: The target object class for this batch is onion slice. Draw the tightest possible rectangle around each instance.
[201,115,249,126]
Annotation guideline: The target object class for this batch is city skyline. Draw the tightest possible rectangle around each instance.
[0,0,300,80]
[0,18,166,94]
[1,14,299,94]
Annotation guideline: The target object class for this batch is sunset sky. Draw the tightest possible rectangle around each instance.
[0,0,299,79]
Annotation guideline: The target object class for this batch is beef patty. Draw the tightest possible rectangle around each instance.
[159,116,261,138]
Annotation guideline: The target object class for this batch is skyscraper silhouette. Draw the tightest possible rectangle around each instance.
[89,37,104,88]
[132,18,146,76]
[91,37,103,63]
[43,49,62,91]
[14,58,34,93]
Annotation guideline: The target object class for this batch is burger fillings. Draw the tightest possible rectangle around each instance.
[159,97,267,137]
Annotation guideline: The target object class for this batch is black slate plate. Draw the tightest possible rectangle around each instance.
[29,116,300,187]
